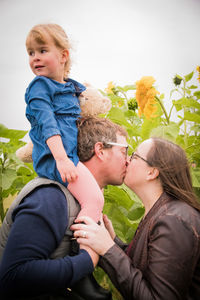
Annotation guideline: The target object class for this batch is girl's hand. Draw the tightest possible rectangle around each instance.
[56,158,78,183]
[70,216,115,256]
[46,135,78,183]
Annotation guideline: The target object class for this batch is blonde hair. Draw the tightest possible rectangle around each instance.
[26,23,72,78]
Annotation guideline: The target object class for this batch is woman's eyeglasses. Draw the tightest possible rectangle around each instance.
[130,152,152,166]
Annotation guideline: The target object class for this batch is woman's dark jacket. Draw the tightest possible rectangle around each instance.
[99,192,200,300]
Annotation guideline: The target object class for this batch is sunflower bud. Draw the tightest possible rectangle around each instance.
[128,98,138,111]
[173,75,182,86]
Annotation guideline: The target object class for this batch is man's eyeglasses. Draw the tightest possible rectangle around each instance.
[130,152,152,166]
[105,142,129,157]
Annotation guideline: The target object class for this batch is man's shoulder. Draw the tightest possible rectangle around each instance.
[13,177,80,219]
[23,177,75,202]
[17,183,67,210]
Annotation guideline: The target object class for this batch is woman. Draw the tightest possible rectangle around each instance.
[71,137,200,300]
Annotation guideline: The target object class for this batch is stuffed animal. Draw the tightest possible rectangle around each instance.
[16,83,111,163]
[16,140,33,163]
[79,82,111,117]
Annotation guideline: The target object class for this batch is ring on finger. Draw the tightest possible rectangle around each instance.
[82,231,87,238]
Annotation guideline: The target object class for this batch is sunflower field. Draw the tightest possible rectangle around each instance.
[0,67,200,299]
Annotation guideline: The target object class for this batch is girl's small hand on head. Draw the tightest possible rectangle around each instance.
[56,158,78,183]
[70,216,115,256]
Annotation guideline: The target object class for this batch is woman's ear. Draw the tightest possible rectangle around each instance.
[147,167,159,180]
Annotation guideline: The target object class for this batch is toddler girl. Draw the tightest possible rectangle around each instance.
[25,23,104,222]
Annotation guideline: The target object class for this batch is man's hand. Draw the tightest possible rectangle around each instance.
[102,214,116,240]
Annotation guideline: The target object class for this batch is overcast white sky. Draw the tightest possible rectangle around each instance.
[1,0,200,131]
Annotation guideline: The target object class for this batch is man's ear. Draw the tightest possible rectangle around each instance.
[146,167,159,180]
[94,142,105,161]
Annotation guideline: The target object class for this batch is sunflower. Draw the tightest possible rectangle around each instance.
[105,81,115,94]
[196,66,200,83]
[136,76,159,119]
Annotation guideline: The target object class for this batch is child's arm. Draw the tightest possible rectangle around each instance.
[46,135,78,183]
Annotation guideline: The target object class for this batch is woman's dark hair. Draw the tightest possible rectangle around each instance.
[147,137,200,211]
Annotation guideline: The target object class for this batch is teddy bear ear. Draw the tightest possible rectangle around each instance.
[103,97,112,108]
[82,82,92,88]
[16,141,33,163]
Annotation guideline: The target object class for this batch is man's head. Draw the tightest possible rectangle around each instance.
[16,117,128,188]
[78,117,128,188]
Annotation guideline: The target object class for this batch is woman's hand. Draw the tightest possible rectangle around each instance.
[103,214,116,240]
[70,216,115,256]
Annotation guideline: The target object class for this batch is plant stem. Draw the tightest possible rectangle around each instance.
[183,80,187,146]
[168,104,174,120]
[119,90,128,109]
[155,96,170,124]
[185,143,200,150]
[0,188,5,224]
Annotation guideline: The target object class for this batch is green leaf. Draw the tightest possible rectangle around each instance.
[17,166,33,176]
[0,124,28,140]
[140,118,161,140]
[184,71,193,82]
[194,91,200,99]
[108,107,133,129]
[172,99,182,112]
[128,206,145,221]
[150,123,180,140]
[188,85,198,89]
[103,201,136,242]
[191,168,200,188]
[173,97,200,111]
[190,124,200,134]
[104,185,133,210]
[1,168,17,190]
[117,84,136,92]
[184,111,200,123]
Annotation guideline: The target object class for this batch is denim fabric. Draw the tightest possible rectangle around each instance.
[25,76,86,185]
